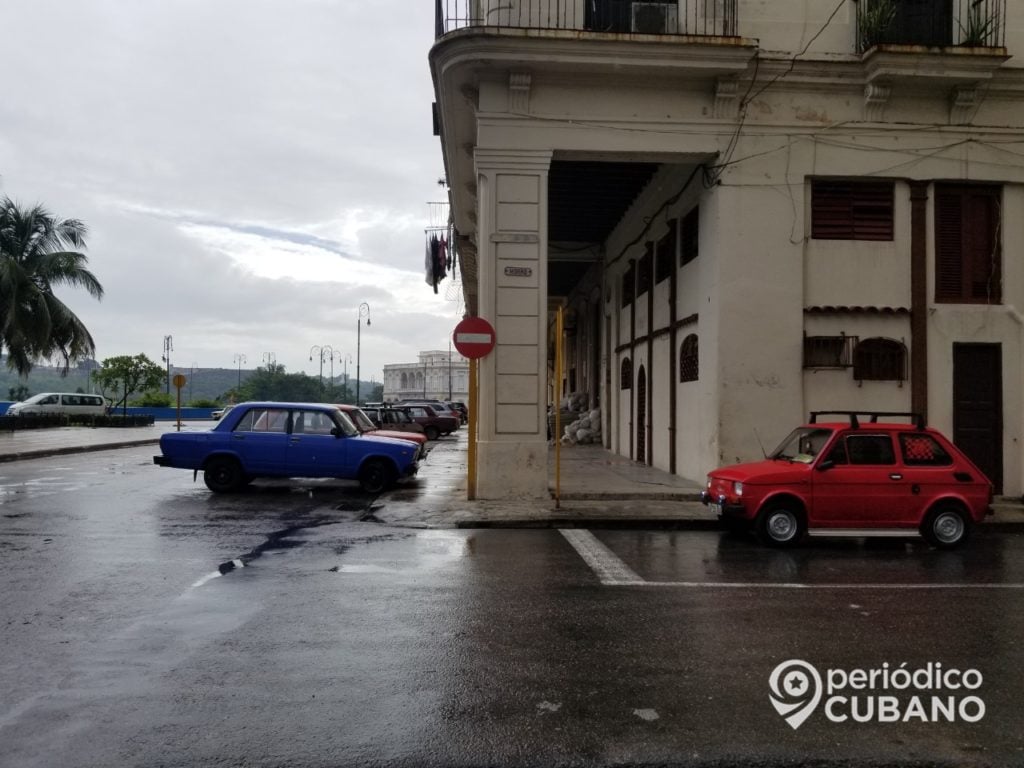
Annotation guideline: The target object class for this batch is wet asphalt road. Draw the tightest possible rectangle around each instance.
[1,446,1024,767]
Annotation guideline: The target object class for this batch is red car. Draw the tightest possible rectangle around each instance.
[701,411,993,549]
[334,404,428,457]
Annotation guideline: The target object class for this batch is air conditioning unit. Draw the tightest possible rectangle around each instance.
[631,2,678,34]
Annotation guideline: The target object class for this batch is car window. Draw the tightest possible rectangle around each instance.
[844,434,896,465]
[40,395,59,405]
[770,427,833,464]
[900,433,954,466]
[333,410,359,437]
[291,410,336,435]
[234,408,289,434]
[408,407,427,418]
[347,408,377,432]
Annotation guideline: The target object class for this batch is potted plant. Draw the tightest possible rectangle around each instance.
[957,1,996,46]
[858,0,897,52]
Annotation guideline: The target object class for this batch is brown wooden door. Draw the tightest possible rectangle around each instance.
[636,365,646,464]
[953,343,1003,493]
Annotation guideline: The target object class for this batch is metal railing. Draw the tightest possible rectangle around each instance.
[435,0,739,39]
[856,0,1006,51]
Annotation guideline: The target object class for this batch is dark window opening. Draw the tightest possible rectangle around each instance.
[620,357,632,390]
[637,244,653,296]
[853,337,907,382]
[679,334,698,382]
[621,262,635,307]
[811,179,894,241]
[680,206,699,266]
[656,221,676,284]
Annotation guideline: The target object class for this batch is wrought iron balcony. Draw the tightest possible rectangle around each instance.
[435,0,739,39]
[856,0,1006,52]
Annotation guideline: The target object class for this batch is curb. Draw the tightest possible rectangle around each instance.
[0,438,160,463]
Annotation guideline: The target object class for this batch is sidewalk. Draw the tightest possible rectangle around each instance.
[1,421,1021,530]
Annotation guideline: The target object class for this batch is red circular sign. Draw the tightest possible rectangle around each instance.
[452,316,496,359]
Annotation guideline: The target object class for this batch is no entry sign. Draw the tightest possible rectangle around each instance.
[453,316,496,359]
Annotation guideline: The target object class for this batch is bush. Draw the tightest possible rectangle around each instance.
[189,398,220,408]
[131,391,174,407]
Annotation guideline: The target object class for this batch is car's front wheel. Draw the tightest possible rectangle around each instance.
[359,459,395,494]
[922,505,971,549]
[203,456,245,493]
[756,502,805,548]
[424,426,440,441]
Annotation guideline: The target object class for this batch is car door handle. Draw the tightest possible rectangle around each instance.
[889,473,903,480]
[232,434,245,440]
[290,437,301,443]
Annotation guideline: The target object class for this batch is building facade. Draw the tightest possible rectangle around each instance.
[431,0,1023,499]
[383,349,469,403]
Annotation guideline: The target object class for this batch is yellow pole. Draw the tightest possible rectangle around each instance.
[555,305,563,508]
[467,357,478,500]
[176,385,182,431]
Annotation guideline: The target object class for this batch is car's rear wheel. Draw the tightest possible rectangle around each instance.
[921,505,971,549]
[203,457,245,493]
[756,502,805,548]
[424,426,440,441]
[359,460,394,494]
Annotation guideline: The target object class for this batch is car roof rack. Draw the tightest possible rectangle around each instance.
[809,411,925,430]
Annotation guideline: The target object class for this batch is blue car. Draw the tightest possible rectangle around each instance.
[153,401,420,494]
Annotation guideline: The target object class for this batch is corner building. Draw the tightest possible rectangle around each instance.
[430,0,1023,499]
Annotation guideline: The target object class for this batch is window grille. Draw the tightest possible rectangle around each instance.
[803,335,856,369]
[853,337,907,382]
[679,334,698,382]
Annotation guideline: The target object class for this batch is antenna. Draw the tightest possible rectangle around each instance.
[753,427,768,459]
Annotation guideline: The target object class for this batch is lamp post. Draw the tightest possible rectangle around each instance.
[309,345,333,396]
[233,353,246,393]
[356,303,371,404]
[162,335,173,395]
[263,352,276,368]
[189,362,198,403]
[340,352,353,403]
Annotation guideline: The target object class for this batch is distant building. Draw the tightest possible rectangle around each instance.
[383,350,468,403]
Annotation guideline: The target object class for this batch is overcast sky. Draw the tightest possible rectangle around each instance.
[0,0,462,383]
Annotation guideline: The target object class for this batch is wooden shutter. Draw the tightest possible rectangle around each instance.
[935,184,1001,304]
[812,180,894,241]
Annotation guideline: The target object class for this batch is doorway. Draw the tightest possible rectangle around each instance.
[636,365,647,464]
[953,343,1002,493]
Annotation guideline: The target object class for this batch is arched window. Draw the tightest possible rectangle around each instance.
[853,338,907,381]
[400,372,408,389]
[620,357,632,390]
[679,334,699,382]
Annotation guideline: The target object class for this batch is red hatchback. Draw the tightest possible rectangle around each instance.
[701,411,993,549]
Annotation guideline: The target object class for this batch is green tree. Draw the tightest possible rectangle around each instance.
[0,198,104,376]
[92,354,164,415]
[7,384,29,401]
[234,363,323,402]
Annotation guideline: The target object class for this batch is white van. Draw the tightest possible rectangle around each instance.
[6,393,109,417]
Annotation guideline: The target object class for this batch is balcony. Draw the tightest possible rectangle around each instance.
[856,0,1006,51]
[435,0,739,39]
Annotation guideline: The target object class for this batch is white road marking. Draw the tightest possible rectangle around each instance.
[633,708,660,721]
[559,529,645,585]
[560,529,1024,590]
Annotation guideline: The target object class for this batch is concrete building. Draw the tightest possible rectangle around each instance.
[383,350,469,403]
[430,0,1023,499]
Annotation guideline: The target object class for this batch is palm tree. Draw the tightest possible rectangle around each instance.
[0,197,104,376]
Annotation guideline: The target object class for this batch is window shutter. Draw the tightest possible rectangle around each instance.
[935,184,1001,304]
[812,180,893,241]
[935,189,963,301]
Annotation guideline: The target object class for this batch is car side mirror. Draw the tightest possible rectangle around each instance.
[817,459,834,471]
[331,427,343,438]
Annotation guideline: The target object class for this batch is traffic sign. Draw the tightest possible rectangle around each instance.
[453,316,496,359]
[172,374,187,389]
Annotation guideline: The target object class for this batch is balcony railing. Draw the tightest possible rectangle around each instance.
[856,0,1006,51]
[435,0,739,39]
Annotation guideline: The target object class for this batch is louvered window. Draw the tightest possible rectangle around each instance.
[811,180,894,241]
[853,337,907,382]
[804,335,856,369]
[935,184,1001,304]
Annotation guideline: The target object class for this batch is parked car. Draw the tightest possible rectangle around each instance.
[334,404,428,457]
[447,401,468,424]
[398,404,459,441]
[211,404,234,420]
[360,406,427,436]
[701,411,993,549]
[6,392,109,417]
[153,401,420,494]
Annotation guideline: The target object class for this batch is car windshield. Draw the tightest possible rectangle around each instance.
[333,410,359,437]
[769,427,834,464]
[347,408,377,432]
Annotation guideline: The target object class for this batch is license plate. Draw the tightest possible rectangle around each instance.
[709,503,722,515]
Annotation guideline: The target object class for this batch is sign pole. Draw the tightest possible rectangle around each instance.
[172,373,188,431]
[468,357,477,500]
[555,305,563,508]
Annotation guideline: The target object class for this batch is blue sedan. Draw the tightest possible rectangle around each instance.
[154,401,420,494]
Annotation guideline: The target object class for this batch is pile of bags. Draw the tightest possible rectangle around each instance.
[562,407,602,445]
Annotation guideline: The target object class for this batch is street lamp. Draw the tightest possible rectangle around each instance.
[162,335,173,395]
[309,345,333,396]
[263,352,276,368]
[189,362,198,403]
[340,352,353,403]
[233,353,247,392]
[356,303,371,405]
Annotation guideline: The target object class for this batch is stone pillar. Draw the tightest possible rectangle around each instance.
[473,148,552,499]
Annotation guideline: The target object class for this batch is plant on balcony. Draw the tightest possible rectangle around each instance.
[858,0,897,52]
[957,1,996,46]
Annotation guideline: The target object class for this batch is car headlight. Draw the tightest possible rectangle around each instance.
[706,476,713,489]
[733,481,744,496]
